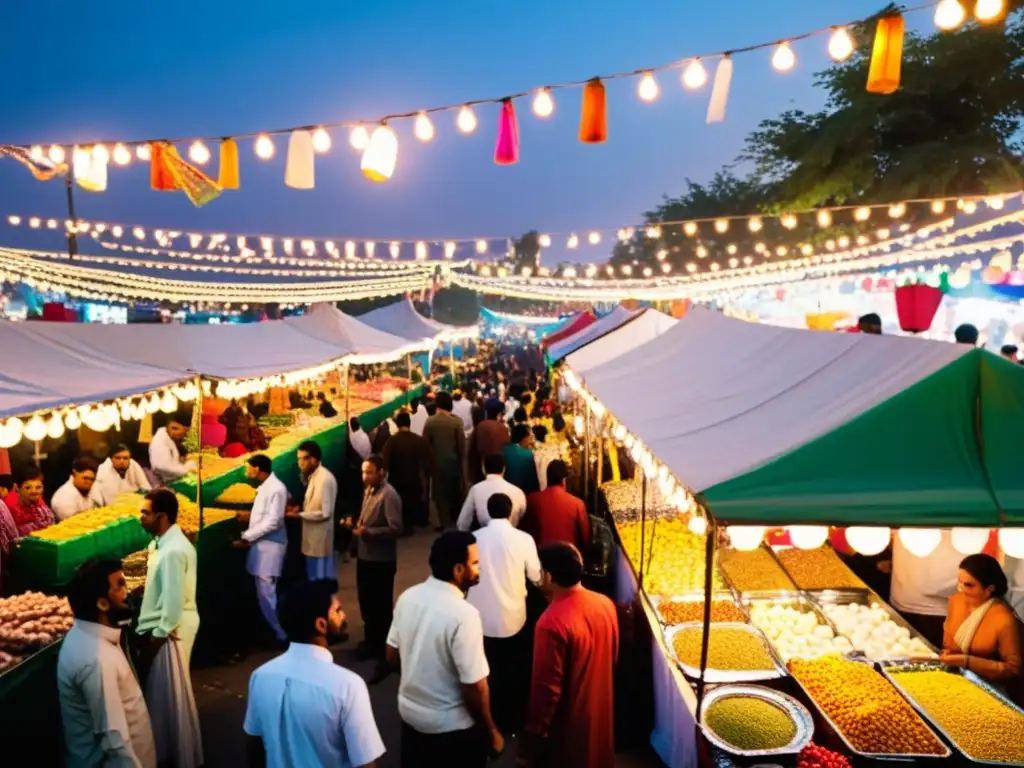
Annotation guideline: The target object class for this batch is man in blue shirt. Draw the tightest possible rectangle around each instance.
[244,580,385,767]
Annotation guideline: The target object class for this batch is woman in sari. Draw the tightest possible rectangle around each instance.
[942,553,1022,700]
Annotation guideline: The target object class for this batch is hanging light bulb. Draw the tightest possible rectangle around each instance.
[888,202,907,218]
[781,214,798,229]
[845,527,891,556]
[444,241,457,259]
[64,409,81,430]
[349,125,370,150]
[456,106,478,134]
[727,526,766,551]
[682,59,708,89]
[816,209,833,227]
[28,145,44,161]
[361,124,398,182]
[637,72,659,102]
[567,234,579,249]
[688,515,708,536]
[389,242,401,259]
[975,0,1006,22]
[188,140,211,164]
[588,232,601,245]
[46,415,65,440]
[772,42,796,72]
[828,27,855,61]
[91,144,110,164]
[254,134,275,159]
[962,200,978,214]
[714,219,729,234]
[414,112,435,142]
[999,529,1024,558]
[788,526,829,550]
[935,0,967,29]
[48,145,66,164]
[532,88,554,118]
[23,415,47,442]
[899,528,942,558]
[311,127,332,153]
[475,240,488,254]
[951,528,990,555]
[136,144,151,161]
[931,200,947,214]
[0,418,24,449]
[854,206,872,222]
[112,143,132,166]
[83,408,111,433]
[538,234,552,248]
[160,392,178,413]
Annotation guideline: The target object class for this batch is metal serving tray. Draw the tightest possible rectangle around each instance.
[881,660,1024,766]
[663,622,787,684]
[807,588,939,657]
[742,593,842,662]
[699,683,815,758]
[718,544,799,596]
[648,590,749,626]
[789,656,951,762]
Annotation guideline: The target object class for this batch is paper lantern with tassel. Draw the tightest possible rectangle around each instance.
[150,143,177,191]
[494,99,519,165]
[361,124,398,182]
[866,15,904,95]
[578,78,607,144]
[285,129,315,189]
[706,56,734,124]
[73,150,108,192]
[894,283,943,333]
[218,138,240,190]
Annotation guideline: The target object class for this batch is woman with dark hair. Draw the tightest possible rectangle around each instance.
[942,553,1022,695]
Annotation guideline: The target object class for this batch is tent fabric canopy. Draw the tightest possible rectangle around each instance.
[540,311,595,350]
[579,307,1020,526]
[565,308,677,374]
[546,306,640,363]
[285,304,428,362]
[356,298,477,343]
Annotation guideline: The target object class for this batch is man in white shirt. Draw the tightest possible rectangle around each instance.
[92,445,152,506]
[59,558,157,768]
[457,454,527,531]
[385,531,502,767]
[234,454,288,644]
[244,580,385,768]
[467,493,541,735]
[148,417,195,485]
[51,456,101,521]
[349,416,372,460]
[452,389,474,435]
[409,397,429,437]
[890,528,960,648]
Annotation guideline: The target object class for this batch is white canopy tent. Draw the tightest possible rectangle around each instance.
[562,308,676,373]
[284,304,431,363]
[546,306,640,363]
[579,307,969,493]
[356,297,478,343]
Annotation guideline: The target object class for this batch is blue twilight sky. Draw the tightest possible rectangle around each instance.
[0,1,933,267]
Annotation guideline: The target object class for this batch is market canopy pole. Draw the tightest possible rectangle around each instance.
[694,512,717,730]
[193,373,204,530]
[64,172,78,260]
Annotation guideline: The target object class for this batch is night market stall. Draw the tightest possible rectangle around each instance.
[562,307,1024,767]
[544,305,640,365]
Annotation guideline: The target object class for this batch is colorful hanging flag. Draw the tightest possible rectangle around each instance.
[151,141,223,207]
[0,145,67,181]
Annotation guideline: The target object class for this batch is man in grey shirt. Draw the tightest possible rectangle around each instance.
[343,454,403,661]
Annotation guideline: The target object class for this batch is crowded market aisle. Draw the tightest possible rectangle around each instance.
[191,528,662,768]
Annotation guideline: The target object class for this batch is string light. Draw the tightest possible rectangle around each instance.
[935,0,967,29]
[28,146,43,161]
[475,240,488,254]
[637,72,659,102]
[349,125,370,151]
[772,42,796,72]
[48,145,65,163]
[414,113,435,142]
[136,144,151,161]
[311,128,332,153]
[682,59,708,89]
[532,89,555,118]
[817,209,833,227]
[854,206,871,222]
[828,27,855,61]
[456,106,478,134]
[975,0,1006,22]
[588,232,601,245]
[112,143,132,166]
[538,234,552,247]
[188,140,211,165]
[254,134,275,159]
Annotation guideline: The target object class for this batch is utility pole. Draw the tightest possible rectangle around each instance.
[64,172,78,260]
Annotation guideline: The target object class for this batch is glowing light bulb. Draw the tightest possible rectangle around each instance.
[91,144,110,164]
[48,145,66,164]
[963,200,977,214]
[456,106,477,134]
[845,527,891,556]
[64,409,81,430]
[951,528,990,555]
[532,88,554,118]
[136,144,151,161]
[311,127,332,153]
[713,219,728,234]
[728,526,765,551]
[854,206,871,222]
[28,145,43,161]
[254,134,275,159]
[112,143,132,165]
[688,515,707,536]
[475,240,488,254]
[899,528,942,558]
[0,418,23,449]
[748,217,763,232]
[828,27,855,61]
[999,529,1024,558]
[23,415,47,442]
[935,0,967,29]
[788,525,829,550]
[350,125,370,150]
[567,234,579,249]
[588,232,601,245]
[975,0,1005,21]
[772,42,796,72]
[817,209,833,227]
[538,234,551,248]
[682,59,708,89]
[888,202,907,218]
[781,214,798,229]
[931,200,946,214]
[188,140,210,164]
[414,112,435,142]
[637,72,659,102]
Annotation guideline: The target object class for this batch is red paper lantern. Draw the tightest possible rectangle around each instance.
[894,283,943,333]
[861,277,874,292]
[201,422,227,449]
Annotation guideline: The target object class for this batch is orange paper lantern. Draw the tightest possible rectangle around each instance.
[578,78,607,144]
[866,15,904,95]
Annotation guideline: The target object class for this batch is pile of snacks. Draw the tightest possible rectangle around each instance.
[889,668,1024,763]
[215,483,258,505]
[705,696,797,751]
[819,602,934,660]
[30,505,137,541]
[618,517,724,594]
[789,656,945,755]
[602,479,674,522]
[0,592,73,670]
[776,547,865,590]
[748,603,852,660]
[659,599,747,625]
[720,547,795,592]
[797,743,851,768]
[122,549,149,592]
[672,626,776,671]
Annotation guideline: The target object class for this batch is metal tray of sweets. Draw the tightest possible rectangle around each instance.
[806,588,939,656]
[769,543,867,592]
[880,660,1024,766]
[718,544,799,596]
[699,683,815,758]
[649,590,750,627]
[663,621,787,684]
[741,592,840,634]
[788,655,951,762]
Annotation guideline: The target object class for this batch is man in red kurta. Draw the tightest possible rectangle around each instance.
[520,542,618,768]
[522,461,590,551]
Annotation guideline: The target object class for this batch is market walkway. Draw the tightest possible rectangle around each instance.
[192,529,663,767]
